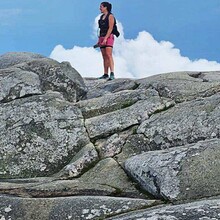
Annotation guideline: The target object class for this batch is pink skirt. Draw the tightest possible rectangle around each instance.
[98,34,114,48]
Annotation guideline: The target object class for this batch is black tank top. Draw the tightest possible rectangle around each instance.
[98,13,116,37]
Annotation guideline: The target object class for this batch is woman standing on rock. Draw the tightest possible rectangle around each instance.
[95,2,116,80]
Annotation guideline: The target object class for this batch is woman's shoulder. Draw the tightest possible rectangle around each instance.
[108,13,114,19]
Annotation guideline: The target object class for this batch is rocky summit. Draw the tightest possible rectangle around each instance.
[0,52,220,220]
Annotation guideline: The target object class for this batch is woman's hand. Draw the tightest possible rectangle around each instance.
[102,38,107,45]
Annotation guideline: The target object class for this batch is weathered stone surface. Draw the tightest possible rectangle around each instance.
[0,158,146,198]
[0,195,160,220]
[189,71,220,82]
[0,93,90,178]
[23,179,117,198]
[84,78,138,99]
[0,178,115,198]
[115,134,152,165]
[77,89,158,119]
[55,143,99,179]
[95,133,125,159]
[78,158,145,198]
[202,71,220,82]
[0,52,45,69]
[137,71,220,102]
[18,58,87,102]
[0,67,42,103]
[0,52,87,103]
[85,94,173,140]
[107,198,220,220]
[138,93,220,150]
[1,56,220,219]
[0,177,56,197]
[95,127,139,160]
[125,139,220,202]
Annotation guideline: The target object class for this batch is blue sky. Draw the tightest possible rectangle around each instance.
[1,0,220,77]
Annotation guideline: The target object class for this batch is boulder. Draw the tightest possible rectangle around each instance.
[55,143,99,179]
[95,133,125,159]
[0,158,146,199]
[1,64,220,219]
[138,93,220,150]
[115,134,152,165]
[84,78,138,99]
[76,158,145,198]
[0,67,42,103]
[0,52,45,69]
[0,93,90,178]
[0,195,160,220]
[17,58,86,102]
[95,128,138,160]
[107,198,220,220]
[137,71,220,102]
[77,88,166,119]
[0,52,87,102]
[85,92,173,140]
[125,139,220,202]
[189,70,220,82]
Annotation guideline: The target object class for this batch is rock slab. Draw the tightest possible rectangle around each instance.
[125,139,220,202]
[0,195,159,220]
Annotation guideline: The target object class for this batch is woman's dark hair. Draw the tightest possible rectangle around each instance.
[101,2,112,13]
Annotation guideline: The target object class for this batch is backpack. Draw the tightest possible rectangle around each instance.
[112,19,120,37]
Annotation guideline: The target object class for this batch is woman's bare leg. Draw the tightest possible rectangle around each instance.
[101,48,110,74]
[105,47,114,73]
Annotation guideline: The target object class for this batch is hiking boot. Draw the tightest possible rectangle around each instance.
[99,74,109,79]
[108,72,115,80]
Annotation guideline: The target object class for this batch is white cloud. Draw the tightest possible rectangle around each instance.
[50,16,220,79]
[50,45,103,77]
